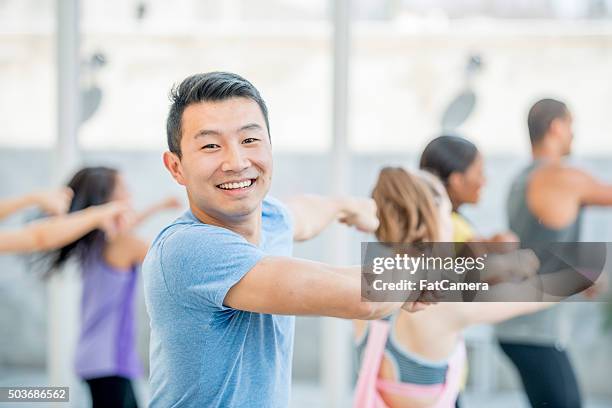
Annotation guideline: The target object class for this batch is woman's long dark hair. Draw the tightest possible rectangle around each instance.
[46,166,118,275]
[419,135,478,184]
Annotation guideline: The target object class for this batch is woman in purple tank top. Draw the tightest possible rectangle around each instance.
[46,167,180,408]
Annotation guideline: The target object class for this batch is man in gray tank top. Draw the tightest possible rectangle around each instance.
[496,98,612,408]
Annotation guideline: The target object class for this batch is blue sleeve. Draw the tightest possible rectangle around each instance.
[277,199,295,237]
[159,225,264,311]
[263,196,295,241]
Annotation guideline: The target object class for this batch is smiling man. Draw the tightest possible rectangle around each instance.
[142,72,418,408]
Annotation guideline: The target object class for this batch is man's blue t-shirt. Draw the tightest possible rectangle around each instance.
[143,197,295,407]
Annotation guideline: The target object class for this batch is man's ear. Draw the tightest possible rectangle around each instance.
[549,117,565,138]
[163,151,187,186]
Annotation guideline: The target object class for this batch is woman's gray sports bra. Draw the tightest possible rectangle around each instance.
[355,314,449,385]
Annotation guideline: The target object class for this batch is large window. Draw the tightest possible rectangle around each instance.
[0,0,333,152]
[349,0,612,155]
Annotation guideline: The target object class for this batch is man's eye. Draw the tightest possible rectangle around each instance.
[243,138,259,144]
[202,144,219,149]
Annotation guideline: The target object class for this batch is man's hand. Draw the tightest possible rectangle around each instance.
[338,197,379,233]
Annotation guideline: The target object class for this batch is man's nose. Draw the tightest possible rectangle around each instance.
[221,145,250,173]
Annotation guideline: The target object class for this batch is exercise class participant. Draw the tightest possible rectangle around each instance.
[419,135,516,243]
[143,72,424,408]
[495,98,612,408]
[47,167,179,408]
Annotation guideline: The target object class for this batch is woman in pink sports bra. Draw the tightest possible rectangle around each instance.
[353,167,560,408]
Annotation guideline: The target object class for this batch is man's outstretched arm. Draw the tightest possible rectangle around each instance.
[575,168,612,206]
[284,195,378,242]
[224,256,406,320]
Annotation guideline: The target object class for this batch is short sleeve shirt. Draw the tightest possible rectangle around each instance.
[143,196,294,407]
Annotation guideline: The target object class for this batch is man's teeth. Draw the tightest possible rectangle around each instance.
[218,180,253,190]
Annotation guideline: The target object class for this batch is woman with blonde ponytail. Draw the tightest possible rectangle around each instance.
[352,167,556,408]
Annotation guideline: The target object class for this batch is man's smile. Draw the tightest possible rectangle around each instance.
[216,177,258,192]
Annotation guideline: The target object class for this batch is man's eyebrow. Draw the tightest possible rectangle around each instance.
[193,124,263,139]
[238,123,263,132]
[193,129,220,139]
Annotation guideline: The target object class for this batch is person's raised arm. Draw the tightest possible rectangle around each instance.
[0,201,129,254]
[575,168,612,206]
[451,265,603,329]
[0,188,73,221]
[450,301,555,330]
[224,256,405,319]
[284,195,378,242]
[130,196,182,227]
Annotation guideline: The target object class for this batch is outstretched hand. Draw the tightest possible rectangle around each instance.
[402,301,431,313]
[338,197,379,233]
[401,286,440,313]
[96,201,135,240]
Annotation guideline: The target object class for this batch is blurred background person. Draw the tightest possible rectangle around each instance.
[419,135,517,244]
[495,98,612,408]
[45,166,179,408]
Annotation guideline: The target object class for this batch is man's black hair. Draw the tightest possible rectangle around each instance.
[527,98,568,145]
[166,72,270,158]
